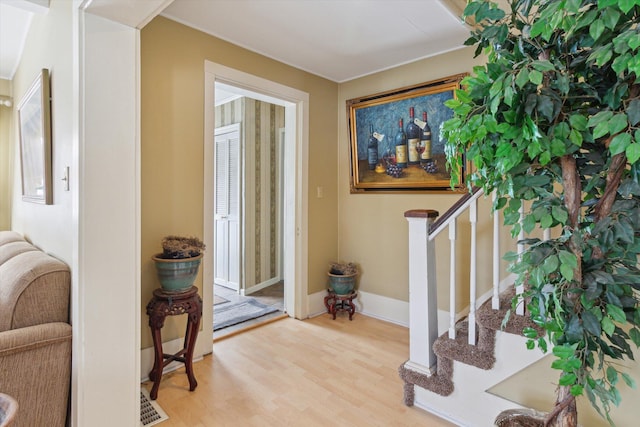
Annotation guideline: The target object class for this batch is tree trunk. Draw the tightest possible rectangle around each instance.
[545,385,577,426]
[547,156,581,427]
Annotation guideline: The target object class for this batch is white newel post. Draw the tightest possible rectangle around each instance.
[404,209,439,374]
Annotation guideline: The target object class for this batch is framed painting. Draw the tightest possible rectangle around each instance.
[347,73,466,193]
[18,69,52,204]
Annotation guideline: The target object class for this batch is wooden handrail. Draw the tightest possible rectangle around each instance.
[429,187,483,239]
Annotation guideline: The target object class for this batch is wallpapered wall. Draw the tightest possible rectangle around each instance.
[216,97,285,290]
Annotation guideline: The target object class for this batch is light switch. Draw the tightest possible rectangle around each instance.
[62,166,69,191]
[317,186,323,198]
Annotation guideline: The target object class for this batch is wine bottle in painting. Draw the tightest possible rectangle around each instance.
[418,111,432,161]
[367,124,378,170]
[394,118,407,168]
[406,107,421,165]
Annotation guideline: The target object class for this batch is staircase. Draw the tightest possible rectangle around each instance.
[399,189,550,426]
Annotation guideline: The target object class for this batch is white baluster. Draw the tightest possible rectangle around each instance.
[449,218,457,339]
[492,191,500,310]
[468,199,477,345]
[516,204,525,316]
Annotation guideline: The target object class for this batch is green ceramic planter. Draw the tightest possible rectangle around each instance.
[328,272,356,295]
[152,253,203,292]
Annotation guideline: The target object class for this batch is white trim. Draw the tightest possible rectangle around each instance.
[242,276,281,296]
[72,10,140,426]
[204,62,310,349]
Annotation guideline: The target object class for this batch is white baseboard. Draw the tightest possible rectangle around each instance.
[357,290,409,327]
[307,289,410,326]
[308,289,454,336]
[241,277,282,296]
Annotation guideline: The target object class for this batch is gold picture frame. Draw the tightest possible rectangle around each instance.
[347,73,466,193]
[18,69,52,204]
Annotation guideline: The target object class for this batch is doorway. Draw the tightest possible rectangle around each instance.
[212,94,286,336]
[199,61,309,354]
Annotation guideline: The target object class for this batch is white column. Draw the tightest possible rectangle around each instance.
[405,209,439,374]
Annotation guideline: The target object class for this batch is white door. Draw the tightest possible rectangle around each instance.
[214,123,241,291]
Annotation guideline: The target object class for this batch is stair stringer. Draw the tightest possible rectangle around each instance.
[411,329,549,426]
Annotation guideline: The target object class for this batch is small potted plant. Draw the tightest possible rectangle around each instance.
[327,261,358,295]
[152,235,206,293]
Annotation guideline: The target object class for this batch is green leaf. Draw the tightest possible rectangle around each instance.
[619,0,636,14]
[561,264,574,282]
[607,366,619,385]
[553,344,575,359]
[626,143,640,164]
[593,121,610,139]
[537,95,555,121]
[621,372,636,389]
[552,205,568,224]
[628,99,640,125]
[582,311,602,336]
[540,150,551,165]
[523,327,538,339]
[538,337,548,353]
[559,373,578,386]
[529,69,543,85]
[602,8,621,30]
[540,213,553,228]
[630,328,640,347]
[602,316,615,336]
[588,111,613,127]
[609,113,628,135]
[570,384,584,396]
[542,255,560,275]
[559,250,578,268]
[570,114,588,131]
[590,19,605,41]
[523,214,537,234]
[610,133,631,155]
[516,68,530,88]
[566,315,583,343]
[532,60,555,72]
[569,130,582,147]
[606,304,626,323]
[530,19,547,38]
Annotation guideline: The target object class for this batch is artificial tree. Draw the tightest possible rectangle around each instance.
[442,0,640,425]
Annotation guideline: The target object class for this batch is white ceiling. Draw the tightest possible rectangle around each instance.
[0,0,471,83]
[161,0,470,83]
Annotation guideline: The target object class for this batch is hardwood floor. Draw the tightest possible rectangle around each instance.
[143,314,455,426]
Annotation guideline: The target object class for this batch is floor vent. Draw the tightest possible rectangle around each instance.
[140,388,169,426]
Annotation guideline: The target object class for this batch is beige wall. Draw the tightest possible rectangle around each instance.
[0,79,12,230]
[9,0,73,263]
[141,17,339,346]
[337,48,508,309]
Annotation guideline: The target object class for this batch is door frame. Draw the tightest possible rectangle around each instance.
[201,62,309,351]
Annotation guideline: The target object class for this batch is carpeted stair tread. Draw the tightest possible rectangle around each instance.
[476,288,544,337]
[399,287,541,407]
[398,356,454,401]
[433,320,496,370]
